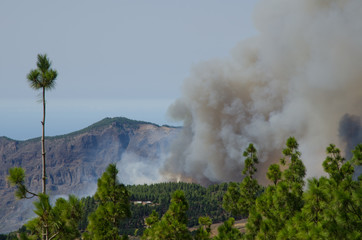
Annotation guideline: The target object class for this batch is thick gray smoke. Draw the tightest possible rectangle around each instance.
[161,0,362,185]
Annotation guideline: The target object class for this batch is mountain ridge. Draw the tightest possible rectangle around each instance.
[0,116,180,233]
[0,117,164,142]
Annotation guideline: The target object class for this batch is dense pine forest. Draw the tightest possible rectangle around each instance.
[79,182,231,236]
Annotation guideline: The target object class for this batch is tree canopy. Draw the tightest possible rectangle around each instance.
[84,164,131,240]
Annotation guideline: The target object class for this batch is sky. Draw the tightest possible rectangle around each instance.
[0,0,259,140]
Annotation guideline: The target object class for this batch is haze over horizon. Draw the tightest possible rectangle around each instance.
[0,0,259,140]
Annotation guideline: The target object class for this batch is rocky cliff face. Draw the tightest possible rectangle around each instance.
[0,117,180,233]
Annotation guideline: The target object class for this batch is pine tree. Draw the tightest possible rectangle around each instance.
[84,164,131,240]
[21,194,82,240]
[27,54,57,196]
[320,144,361,239]
[142,190,192,240]
[278,144,361,239]
[266,164,281,186]
[194,216,212,240]
[7,54,57,240]
[213,218,242,240]
[223,143,261,217]
[245,137,306,239]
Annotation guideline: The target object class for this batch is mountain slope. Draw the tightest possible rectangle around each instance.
[0,117,180,233]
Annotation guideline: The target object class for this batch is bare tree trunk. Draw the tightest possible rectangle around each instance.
[41,87,48,240]
[42,223,49,240]
[42,87,46,195]
[46,225,48,240]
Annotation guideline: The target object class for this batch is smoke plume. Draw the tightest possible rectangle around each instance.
[117,152,167,185]
[161,0,362,185]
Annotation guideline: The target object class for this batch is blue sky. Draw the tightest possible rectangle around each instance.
[0,0,259,140]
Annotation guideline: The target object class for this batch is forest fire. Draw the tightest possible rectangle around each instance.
[162,0,362,185]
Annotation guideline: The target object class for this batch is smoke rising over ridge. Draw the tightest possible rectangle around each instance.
[161,0,362,185]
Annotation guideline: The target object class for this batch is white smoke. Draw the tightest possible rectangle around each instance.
[161,0,362,185]
[117,152,167,185]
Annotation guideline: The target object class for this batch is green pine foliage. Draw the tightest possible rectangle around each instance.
[18,194,82,240]
[7,167,36,199]
[214,217,242,240]
[277,143,361,239]
[83,164,131,240]
[80,182,230,237]
[244,139,361,240]
[142,190,193,240]
[194,216,212,240]
[7,167,83,239]
[245,137,307,239]
[266,164,281,186]
[223,143,261,217]
[351,144,362,166]
[127,182,229,227]
[79,196,97,230]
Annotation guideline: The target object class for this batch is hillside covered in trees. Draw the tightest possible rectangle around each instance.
[80,182,230,236]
